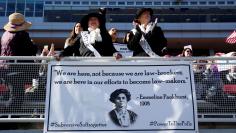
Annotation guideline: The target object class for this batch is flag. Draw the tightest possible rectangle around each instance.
[226,30,236,44]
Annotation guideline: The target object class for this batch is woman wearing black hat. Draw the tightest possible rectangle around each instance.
[127,8,168,57]
[79,12,122,58]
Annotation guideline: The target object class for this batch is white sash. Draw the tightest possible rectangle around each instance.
[131,19,159,57]
[139,36,158,57]
[81,31,102,57]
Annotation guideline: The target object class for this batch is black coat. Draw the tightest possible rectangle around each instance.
[127,26,167,56]
[60,36,81,57]
[109,109,137,127]
[79,30,117,56]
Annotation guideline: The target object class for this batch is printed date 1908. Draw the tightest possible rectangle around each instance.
[140,101,150,106]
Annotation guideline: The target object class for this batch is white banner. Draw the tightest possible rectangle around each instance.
[44,60,198,133]
[113,43,133,57]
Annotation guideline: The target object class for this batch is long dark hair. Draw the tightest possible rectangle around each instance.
[67,22,80,46]
[123,32,131,44]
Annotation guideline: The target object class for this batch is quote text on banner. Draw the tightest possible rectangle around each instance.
[44,61,198,133]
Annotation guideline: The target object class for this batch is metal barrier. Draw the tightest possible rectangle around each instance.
[0,56,236,122]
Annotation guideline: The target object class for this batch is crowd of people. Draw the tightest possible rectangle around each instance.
[58,8,167,58]
[0,8,235,112]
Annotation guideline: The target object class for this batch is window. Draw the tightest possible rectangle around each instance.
[227,1,234,4]
[118,2,125,5]
[208,1,216,5]
[218,1,225,5]
[109,2,116,5]
[180,2,188,5]
[55,1,62,5]
[26,0,34,16]
[190,2,197,5]
[136,2,143,5]
[45,1,52,4]
[91,1,98,5]
[163,2,170,5]
[172,2,179,5]
[64,1,71,5]
[35,0,43,17]
[100,1,107,5]
[7,0,16,15]
[16,0,25,13]
[127,2,134,5]
[0,0,6,16]
[154,2,161,5]
[0,1,6,11]
[199,1,206,5]
[82,1,89,5]
[73,1,80,5]
[145,2,152,5]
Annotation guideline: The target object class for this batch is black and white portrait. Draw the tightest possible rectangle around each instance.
[109,89,137,127]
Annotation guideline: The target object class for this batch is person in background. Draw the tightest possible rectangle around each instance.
[25,43,55,92]
[108,28,118,43]
[0,13,38,112]
[127,8,168,57]
[202,61,224,102]
[64,22,82,49]
[1,13,37,58]
[181,45,193,57]
[123,32,131,44]
[193,60,208,100]
[221,52,236,84]
[60,22,82,57]
[79,12,122,59]
[24,43,55,108]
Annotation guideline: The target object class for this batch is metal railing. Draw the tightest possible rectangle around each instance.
[0,56,236,122]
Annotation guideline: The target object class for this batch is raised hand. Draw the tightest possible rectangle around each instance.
[48,43,56,56]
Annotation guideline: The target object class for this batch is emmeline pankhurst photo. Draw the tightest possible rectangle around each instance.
[109,89,137,127]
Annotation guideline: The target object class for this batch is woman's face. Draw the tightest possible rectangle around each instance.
[74,23,82,34]
[115,93,127,109]
[184,49,192,57]
[139,11,151,24]
[88,17,100,29]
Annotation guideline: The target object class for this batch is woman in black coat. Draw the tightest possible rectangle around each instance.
[128,8,168,57]
[79,12,122,58]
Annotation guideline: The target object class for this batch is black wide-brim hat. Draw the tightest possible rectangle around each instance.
[80,13,104,31]
[135,8,153,19]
